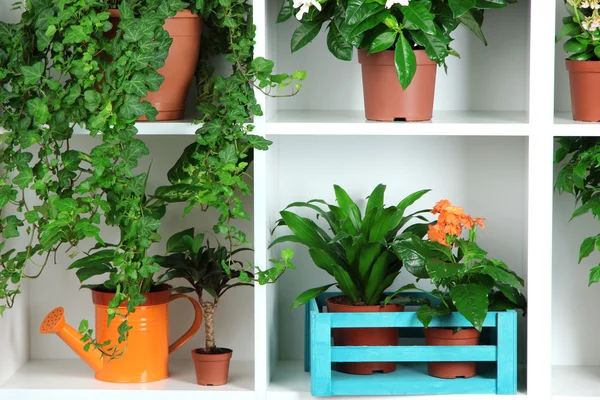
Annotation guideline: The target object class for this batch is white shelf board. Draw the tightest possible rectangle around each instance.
[72,120,201,135]
[552,365,600,399]
[0,359,254,400]
[266,110,529,136]
[267,361,527,400]
[554,113,600,136]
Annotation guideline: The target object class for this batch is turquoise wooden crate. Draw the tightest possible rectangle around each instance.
[304,293,517,396]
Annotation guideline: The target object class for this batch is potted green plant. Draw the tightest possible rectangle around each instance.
[386,199,526,379]
[557,0,600,122]
[105,0,203,121]
[277,0,514,121]
[555,137,600,282]
[154,229,293,386]
[270,184,431,375]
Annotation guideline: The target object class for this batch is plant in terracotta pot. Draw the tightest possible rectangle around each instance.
[104,0,203,121]
[270,184,431,375]
[155,228,293,385]
[277,0,514,121]
[555,137,600,282]
[386,199,526,379]
[557,0,600,122]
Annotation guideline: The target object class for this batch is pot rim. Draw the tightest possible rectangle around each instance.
[192,348,233,361]
[91,284,172,307]
[566,58,600,72]
[108,9,200,19]
[423,327,481,339]
[358,48,436,67]
[325,295,404,312]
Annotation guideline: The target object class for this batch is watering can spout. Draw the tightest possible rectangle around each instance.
[40,307,104,373]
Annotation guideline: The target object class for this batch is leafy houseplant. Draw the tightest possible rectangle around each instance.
[271,184,430,375]
[155,228,294,385]
[557,0,600,121]
[555,137,600,284]
[277,0,514,121]
[386,200,526,379]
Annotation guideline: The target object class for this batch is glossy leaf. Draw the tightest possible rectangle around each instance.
[579,236,597,263]
[458,9,486,45]
[369,30,397,54]
[448,0,476,18]
[401,2,436,35]
[291,21,323,53]
[277,0,294,23]
[291,283,336,309]
[449,283,489,331]
[417,304,451,327]
[327,23,353,61]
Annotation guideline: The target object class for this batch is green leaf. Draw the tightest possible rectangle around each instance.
[564,38,588,54]
[346,0,366,25]
[76,263,114,283]
[365,184,385,214]
[475,0,506,8]
[333,185,361,232]
[427,262,462,279]
[357,242,383,284]
[291,21,323,53]
[348,8,388,37]
[394,34,417,90]
[246,135,273,151]
[397,189,430,216]
[13,168,33,189]
[251,57,275,79]
[332,264,360,303]
[401,2,436,35]
[364,250,395,303]
[590,265,600,286]
[68,250,116,270]
[291,283,336,309]
[3,216,23,239]
[84,90,101,112]
[277,0,294,23]
[27,98,50,124]
[63,25,88,44]
[458,10,486,45]
[308,247,337,276]
[123,73,148,97]
[558,22,581,41]
[369,30,397,54]
[417,304,451,327]
[21,62,44,85]
[579,236,597,263]
[119,94,145,119]
[449,283,489,331]
[327,23,353,61]
[448,0,477,18]
[78,320,89,333]
[392,236,430,279]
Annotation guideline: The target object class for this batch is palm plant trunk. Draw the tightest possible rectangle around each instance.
[202,302,217,351]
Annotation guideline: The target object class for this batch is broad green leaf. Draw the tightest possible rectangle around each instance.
[21,62,44,85]
[327,23,353,61]
[401,2,436,35]
[369,207,403,242]
[590,265,600,286]
[479,265,523,289]
[365,250,395,303]
[456,239,487,262]
[167,228,195,253]
[392,236,430,279]
[119,94,145,119]
[369,30,397,54]
[557,22,581,41]
[334,185,362,232]
[13,168,33,189]
[279,211,342,263]
[579,236,597,263]
[427,262,462,279]
[357,242,383,284]
[63,25,88,44]
[27,98,50,124]
[251,57,275,79]
[76,263,115,283]
[449,283,489,331]
[410,29,448,63]
[154,184,202,202]
[475,0,506,8]
[277,0,294,23]
[564,38,588,54]
[383,283,417,305]
[291,283,336,309]
[346,0,366,25]
[68,250,116,270]
[123,73,148,97]
[291,21,323,53]
[368,271,400,305]
[269,234,304,248]
[365,184,386,214]
[417,304,451,327]
[285,201,337,232]
[397,189,430,216]
[458,10,486,45]
[3,216,22,239]
[448,0,477,18]
[348,8,388,37]
[84,90,101,112]
[332,264,360,303]
[308,247,339,276]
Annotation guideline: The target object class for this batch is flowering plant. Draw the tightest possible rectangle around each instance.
[277,0,514,89]
[558,0,600,60]
[386,200,526,331]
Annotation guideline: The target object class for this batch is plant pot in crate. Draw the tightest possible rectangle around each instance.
[108,9,203,121]
[424,327,481,379]
[192,348,233,386]
[358,49,437,122]
[566,60,600,122]
[326,295,403,375]
[40,286,202,383]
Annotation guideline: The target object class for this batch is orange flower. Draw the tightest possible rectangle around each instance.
[432,199,452,215]
[474,217,486,229]
[427,224,448,247]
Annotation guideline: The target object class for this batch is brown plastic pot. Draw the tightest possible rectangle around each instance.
[108,10,202,121]
[326,295,403,375]
[566,60,600,122]
[424,328,480,379]
[192,348,233,386]
[358,49,437,122]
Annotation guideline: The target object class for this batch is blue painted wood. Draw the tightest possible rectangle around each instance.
[329,310,498,328]
[311,312,332,396]
[331,345,497,362]
[304,298,311,373]
[496,310,518,394]
[305,293,519,396]
[330,363,498,396]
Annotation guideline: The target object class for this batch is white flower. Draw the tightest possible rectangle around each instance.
[294,0,322,20]
[385,0,410,9]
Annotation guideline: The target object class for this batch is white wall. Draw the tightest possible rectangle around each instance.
[272,1,530,112]
[267,135,528,361]
[554,0,571,113]
[552,154,600,366]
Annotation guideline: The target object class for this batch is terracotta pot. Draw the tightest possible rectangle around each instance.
[358,49,437,122]
[108,9,202,121]
[192,348,233,386]
[566,60,600,122]
[39,285,203,383]
[326,295,403,375]
[424,328,480,379]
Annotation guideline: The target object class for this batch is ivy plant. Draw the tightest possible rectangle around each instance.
[277,0,514,89]
[555,137,600,285]
[558,0,600,61]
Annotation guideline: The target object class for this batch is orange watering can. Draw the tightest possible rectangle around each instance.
[40,286,202,383]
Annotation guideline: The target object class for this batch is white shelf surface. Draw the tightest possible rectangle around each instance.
[267,361,527,400]
[554,113,600,136]
[552,365,600,399]
[266,110,529,136]
[73,120,201,135]
[0,359,254,400]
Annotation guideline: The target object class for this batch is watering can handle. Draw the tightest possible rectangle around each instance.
[168,294,203,354]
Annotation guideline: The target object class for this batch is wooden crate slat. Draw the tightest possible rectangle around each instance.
[331,345,497,362]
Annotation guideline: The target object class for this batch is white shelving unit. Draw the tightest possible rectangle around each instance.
[3,0,593,398]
